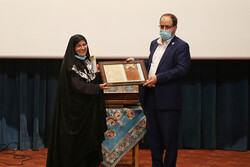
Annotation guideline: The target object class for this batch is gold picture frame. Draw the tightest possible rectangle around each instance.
[98,60,148,86]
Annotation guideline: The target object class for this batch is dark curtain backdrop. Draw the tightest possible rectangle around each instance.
[0,59,249,151]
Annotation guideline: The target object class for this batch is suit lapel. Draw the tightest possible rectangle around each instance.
[156,37,176,73]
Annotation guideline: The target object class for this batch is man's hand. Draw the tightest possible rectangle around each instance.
[143,75,157,87]
[126,58,134,62]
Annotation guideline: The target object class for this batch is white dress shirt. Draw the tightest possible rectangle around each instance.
[148,37,173,79]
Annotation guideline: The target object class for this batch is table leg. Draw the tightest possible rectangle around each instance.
[132,143,139,167]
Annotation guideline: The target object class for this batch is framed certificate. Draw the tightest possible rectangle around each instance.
[98,60,148,86]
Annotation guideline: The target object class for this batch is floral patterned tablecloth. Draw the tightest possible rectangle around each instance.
[102,107,146,167]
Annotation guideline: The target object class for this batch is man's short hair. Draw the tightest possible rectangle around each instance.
[160,13,178,26]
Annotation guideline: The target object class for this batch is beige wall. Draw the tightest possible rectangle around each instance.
[0,0,250,59]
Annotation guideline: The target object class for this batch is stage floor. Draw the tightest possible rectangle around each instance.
[0,148,249,167]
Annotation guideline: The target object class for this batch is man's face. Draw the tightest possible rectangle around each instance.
[160,16,177,36]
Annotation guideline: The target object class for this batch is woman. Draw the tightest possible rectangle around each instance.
[46,34,109,167]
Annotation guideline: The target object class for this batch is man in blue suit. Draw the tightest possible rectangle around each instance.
[129,13,190,167]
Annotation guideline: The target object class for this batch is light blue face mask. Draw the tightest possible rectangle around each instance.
[160,30,172,40]
[75,54,87,60]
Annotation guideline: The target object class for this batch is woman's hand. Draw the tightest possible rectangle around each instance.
[99,83,113,90]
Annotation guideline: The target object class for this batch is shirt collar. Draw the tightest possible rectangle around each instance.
[157,36,174,45]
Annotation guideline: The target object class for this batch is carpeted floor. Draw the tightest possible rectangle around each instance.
[0,148,249,167]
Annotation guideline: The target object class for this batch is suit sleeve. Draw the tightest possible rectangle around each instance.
[157,43,191,84]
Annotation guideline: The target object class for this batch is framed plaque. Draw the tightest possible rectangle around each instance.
[98,60,148,86]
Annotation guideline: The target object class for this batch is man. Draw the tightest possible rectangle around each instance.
[128,13,190,167]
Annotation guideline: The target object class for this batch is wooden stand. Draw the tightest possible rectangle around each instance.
[119,143,139,167]
[104,85,140,166]
[132,143,139,167]
[105,93,139,108]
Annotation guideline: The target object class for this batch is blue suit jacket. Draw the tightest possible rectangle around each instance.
[140,36,191,110]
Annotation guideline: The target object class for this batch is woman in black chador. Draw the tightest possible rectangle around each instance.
[46,34,109,167]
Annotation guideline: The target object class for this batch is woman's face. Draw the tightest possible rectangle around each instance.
[75,40,87,57]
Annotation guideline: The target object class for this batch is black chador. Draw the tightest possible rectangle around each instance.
[46,34,107,167]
